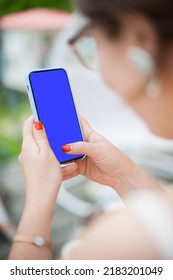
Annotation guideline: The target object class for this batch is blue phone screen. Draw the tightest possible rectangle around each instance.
[29,68,84,163]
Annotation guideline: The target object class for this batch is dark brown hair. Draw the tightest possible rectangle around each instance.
[74,0,173,39]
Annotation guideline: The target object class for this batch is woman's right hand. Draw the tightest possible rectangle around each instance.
[61,117,138,195]
[62,116,162,198]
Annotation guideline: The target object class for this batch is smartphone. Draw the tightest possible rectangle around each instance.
[25,68,85,164]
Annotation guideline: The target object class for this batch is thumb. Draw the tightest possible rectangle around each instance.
[62,141,99,159]
[33,120,49,149]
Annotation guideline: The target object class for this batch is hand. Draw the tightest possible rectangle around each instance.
[62,116,135,190]
[19,116,62,208]
[62,116,162,198]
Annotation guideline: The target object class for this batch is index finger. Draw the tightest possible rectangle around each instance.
[22,116,37,150]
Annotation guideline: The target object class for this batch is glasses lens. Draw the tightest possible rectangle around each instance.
[73,37,98,71]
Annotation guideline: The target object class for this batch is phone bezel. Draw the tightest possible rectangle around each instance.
[25,67,86,165]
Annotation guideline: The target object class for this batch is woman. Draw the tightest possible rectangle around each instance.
[9,0,173,259]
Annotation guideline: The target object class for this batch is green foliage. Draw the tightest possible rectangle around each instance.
[0,88,30,163]
[1,0,72,15]
[0,135,21,163]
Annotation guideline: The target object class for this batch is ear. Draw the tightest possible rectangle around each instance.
[122,12,159,58]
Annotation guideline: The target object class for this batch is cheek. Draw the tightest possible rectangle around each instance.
[99,48,148,100]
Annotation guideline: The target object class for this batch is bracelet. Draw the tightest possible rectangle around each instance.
[13,235,52,250]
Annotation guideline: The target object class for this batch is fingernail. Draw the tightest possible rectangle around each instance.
[62,144,71,153]
[35,121,43,130]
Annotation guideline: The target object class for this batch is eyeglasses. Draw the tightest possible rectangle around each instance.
[68,30,98,71]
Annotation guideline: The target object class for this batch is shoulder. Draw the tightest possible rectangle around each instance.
[61,195,162,259]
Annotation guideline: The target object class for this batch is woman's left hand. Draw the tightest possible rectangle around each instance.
[19,116,62,208]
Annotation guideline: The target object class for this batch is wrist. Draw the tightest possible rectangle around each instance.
[113,162,163,200]
[112,162,136,195]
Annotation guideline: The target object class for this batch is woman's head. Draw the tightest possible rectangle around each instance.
[71,0,173,101]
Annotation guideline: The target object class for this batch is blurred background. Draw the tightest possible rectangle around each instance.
[1,0,173,259]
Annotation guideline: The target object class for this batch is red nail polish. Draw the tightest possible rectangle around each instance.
[35,121,43,130]
[62,145,71,153]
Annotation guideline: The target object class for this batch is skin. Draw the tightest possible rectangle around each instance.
[9,11,173,259]
[9,117,62,260]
